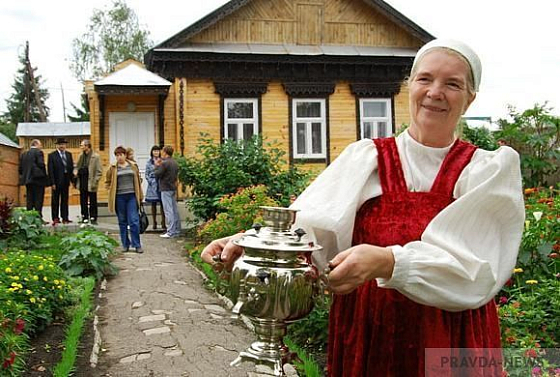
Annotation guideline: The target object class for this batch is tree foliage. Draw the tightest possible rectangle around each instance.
[70,0,153,81]
[2,51,50,126]
[67,94,90,122]
[496,103,559,187]
[177,135,313,221]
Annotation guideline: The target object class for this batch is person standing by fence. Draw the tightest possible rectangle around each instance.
[19,139,48,219]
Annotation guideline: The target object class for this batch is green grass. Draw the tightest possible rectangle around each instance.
[285,337,323,377]
[52,277,95,377]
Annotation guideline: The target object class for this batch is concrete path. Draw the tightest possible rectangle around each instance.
[84,229,293,377]
[89,232,261,377]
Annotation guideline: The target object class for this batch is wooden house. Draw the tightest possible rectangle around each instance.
[16,122,90,205]
[0,132,21,205]
[86,0,434,202]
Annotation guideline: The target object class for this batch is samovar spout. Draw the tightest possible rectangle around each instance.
[231,279,247,319]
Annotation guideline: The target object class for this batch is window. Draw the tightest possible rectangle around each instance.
[292,99,327,159]
[359,98,392,139]
[224,99,258,141]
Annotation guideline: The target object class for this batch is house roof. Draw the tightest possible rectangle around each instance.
[154,43,418,57]
[16,122,91,137]
[154,0,434,49]
[0,132,19,148]
[95,63,171,87]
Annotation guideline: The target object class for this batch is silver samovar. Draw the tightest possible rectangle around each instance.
[214,206,323,376]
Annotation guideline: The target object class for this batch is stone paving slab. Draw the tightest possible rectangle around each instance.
[91,233,263,377]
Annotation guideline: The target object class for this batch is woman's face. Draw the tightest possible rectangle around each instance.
[153,149,160,158]
[408,49,475,146]
[116,152,127,164]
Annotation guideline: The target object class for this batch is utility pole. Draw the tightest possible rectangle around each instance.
[24,41,47,122]
[60,82,67,122]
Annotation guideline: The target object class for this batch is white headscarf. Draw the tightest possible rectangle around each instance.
[412,39,482,92]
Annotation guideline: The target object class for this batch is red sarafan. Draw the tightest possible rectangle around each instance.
[328,137,502,377]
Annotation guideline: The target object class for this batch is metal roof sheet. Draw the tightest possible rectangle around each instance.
[0,132,19,148]
[16,122,91,137]
[156,43,417,57]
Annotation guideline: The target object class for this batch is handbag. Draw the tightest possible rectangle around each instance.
[139,203,149,234]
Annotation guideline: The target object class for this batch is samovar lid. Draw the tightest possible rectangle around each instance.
[233,206,322,253]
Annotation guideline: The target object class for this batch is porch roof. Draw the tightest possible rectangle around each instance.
[16,122,91,137]
[95,63,171,87]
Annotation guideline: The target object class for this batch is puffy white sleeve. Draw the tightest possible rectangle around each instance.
[291,139,380,270]
[377,146,525,311]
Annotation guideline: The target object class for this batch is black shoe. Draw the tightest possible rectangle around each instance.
[135,247,143,254]
[90,218,98,225]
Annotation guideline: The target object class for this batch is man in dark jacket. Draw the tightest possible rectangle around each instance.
[154,145,181,238]
[48,138,74,225]
[19,139,48,218]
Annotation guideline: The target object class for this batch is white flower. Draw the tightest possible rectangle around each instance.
[533,211,543,221]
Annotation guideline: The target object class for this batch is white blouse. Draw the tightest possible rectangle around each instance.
[291,131,525,312]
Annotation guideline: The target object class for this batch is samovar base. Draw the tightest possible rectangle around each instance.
[230,341,298,376]
[230,319,299,376]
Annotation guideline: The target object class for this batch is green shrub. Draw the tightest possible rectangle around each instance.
[58,229,119,279]
[461,123,499,150]
[177,135,311,221]
[495,103,559,187]
[5,209,47,250]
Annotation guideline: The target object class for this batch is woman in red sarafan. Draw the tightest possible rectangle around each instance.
[201,39,525,376]
[290,39,524,376]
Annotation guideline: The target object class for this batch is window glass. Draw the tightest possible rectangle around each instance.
[363,121,373,139]
[227,124,238,140]
[296,123,307,154]
[363,102,386,117]
[296,102,321,118]
[243,123,254,140]
[311,122,322,154]
[227,102,254,118]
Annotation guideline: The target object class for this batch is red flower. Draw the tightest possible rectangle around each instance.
[499,296,508,305]
[525,349,538,358]
[14,318,25,335]
[2,352,16,369]
[550,253,559,259]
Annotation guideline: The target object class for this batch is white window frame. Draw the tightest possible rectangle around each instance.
[359,98,393,139]
[223,98,259,141]
[292,98,327,159]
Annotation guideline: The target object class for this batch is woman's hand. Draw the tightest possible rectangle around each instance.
[327,244,395,295]
[201,234,245,268]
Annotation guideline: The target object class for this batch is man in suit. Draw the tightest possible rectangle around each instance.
[48,138,74,225]
[19,139,48,218]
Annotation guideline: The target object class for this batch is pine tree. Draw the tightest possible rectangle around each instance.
[3,47,50,125]
[68,94,90,122]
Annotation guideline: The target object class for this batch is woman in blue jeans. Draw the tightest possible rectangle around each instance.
[105,146,144,253]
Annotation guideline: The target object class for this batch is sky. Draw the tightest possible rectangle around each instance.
[0,0,558,126]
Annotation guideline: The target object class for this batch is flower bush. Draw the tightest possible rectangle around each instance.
[3,209,47,250]
[0,251,73,333]
[496,186,559,375]
[197,185,278,243]
[0,311,28,377]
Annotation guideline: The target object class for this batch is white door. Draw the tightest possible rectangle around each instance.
[109,112,155,195]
